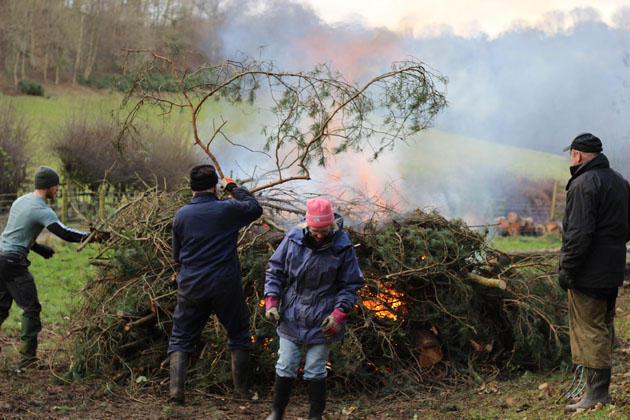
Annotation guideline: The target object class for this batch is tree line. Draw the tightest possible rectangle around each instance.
[0,0,223,87]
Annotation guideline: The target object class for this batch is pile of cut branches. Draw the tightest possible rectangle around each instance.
[67,190,569,395]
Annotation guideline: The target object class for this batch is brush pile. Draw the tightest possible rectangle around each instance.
[67,188,569,394]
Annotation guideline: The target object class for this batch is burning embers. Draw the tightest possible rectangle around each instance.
[360,278,407,321]
[360,277,444,367]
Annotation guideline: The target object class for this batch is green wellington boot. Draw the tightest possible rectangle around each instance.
[17,316,41,367]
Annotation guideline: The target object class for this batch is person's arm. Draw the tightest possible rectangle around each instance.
[31,242,54,259]
[333,244,366,313]
[626,180,630,243]
[264,236,290,299]
[222,179,263,225]
[46,221,90,243]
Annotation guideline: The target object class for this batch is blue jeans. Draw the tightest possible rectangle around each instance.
[276,337,331,380]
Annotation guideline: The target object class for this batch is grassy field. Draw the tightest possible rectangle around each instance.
[1,84,253,172]
[0,236,96,335]
[490,232,562,251]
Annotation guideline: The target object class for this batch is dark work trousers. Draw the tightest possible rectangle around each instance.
[0,252,41,325]
[168,276,253,354]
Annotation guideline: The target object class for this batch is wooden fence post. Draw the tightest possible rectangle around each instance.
[61,181,69,225]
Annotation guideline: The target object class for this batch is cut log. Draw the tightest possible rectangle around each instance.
[507,211,520,224]
[467,273,507,290]
[508,223,520,236]
[535,224,547,236]
[413,329,444,367]
[547,222,560,233]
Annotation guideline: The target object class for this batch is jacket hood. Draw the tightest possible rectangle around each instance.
[286,213,352,253]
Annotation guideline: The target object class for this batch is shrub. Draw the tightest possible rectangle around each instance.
[17,79,44,96]
[0,101,31,195]
[52,116,201,191]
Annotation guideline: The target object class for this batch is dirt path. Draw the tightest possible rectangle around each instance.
[4,286,630,419]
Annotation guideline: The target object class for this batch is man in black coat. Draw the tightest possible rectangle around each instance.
[559,133,630,413]
[168,165,262,404]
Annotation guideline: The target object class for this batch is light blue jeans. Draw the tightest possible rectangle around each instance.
[276,337,332,380]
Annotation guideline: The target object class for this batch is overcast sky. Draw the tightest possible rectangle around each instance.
[215,0,630,216]
[295,0,629,37]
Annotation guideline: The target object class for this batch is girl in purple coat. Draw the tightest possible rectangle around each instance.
[263,197,365,420]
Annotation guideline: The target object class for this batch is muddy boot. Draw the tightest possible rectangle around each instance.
[169,351,189,405]
[565,368,612,413]
[231,349,249,398]
[307,379,326,420]
[265,375,293,420]
[18,316,41,367]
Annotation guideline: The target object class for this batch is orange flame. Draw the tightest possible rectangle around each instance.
[361,280,407,320]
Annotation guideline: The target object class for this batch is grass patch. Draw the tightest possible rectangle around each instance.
[490,232,562,251]
[1,85,255,174]
[0,236,97,335]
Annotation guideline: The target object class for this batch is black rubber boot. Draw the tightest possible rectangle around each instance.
[307,379,326,420]
[265,375,293,420]
[169,351,189,405]
[18,315,41,367]
[565,368,612,413]
[231,349,249,398]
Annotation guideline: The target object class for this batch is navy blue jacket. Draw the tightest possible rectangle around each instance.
[265,218,365,344]
[172,187,262,300]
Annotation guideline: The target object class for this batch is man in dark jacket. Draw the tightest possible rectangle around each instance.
[168,164,262,404]
[0,166,100,366]
[559,133,630,413]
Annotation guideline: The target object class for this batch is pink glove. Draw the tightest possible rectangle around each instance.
[321,308,347,338]
[265,296,280,321]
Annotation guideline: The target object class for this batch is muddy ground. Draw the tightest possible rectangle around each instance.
[4,287,630,420]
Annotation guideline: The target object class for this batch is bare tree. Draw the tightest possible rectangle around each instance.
[119,52,447,200]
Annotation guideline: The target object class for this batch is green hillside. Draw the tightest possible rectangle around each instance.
[402,129,568,182]
[1,86,250,172]
[4,87,570,187]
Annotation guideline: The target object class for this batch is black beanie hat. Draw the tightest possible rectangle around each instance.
[34,166,60,189]
[190,165,218,191]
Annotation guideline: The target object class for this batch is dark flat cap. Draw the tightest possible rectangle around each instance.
[562,133,603,153]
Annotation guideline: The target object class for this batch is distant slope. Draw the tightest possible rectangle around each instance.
[401,129,568,182]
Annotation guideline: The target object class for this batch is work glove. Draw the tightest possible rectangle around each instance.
[219,177,237,192]
[265,296,281,321]
[32,243,54,259]
[90,228,111,243]
[558,269,575,291]
[321,308,347,338]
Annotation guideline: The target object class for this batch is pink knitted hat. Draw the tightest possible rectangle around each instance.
[305,197,334,228]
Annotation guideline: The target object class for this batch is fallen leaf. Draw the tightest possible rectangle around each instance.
[341,406,357,415]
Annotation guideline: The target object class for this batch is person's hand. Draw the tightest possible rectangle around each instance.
[321,308,347,338]
[32,243,54,259]
[558,269,575,291]
[219,177,237,192]
[265,296,281,321]
[90,228,111,243]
